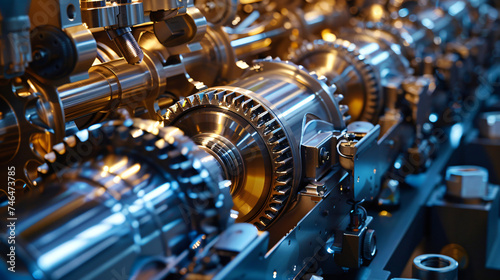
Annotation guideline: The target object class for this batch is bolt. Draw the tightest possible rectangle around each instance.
[319,147,330,164]
[106,27,144,65]
[32,49,48,62]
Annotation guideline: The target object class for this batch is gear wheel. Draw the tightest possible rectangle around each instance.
[4,118,232,279]
[163,87,293,229]
[163,58,348,229]
[288,39,382,123]
[36,118,232,234]
[0,76,65,196]
[361,21,418,60]
[249,56,348,128]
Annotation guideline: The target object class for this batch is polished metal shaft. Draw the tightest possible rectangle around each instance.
[58,53,183,121]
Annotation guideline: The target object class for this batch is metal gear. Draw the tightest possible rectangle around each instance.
[0,76,65,195]
[288,39,382,123]
[360,21,419,60]
[36,118,232,234]
[163,87,293,229]
[163,58,348,229]
[5,118,231,279]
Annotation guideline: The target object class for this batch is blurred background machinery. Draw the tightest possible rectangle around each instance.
[0,0,500,279]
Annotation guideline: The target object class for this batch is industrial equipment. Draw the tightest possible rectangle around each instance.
[1,0,499,279]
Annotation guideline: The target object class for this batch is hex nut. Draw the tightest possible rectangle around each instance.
[446,165,488,199]
[478,111,500,139]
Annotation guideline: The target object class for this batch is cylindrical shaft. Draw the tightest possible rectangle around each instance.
[58,54,183,121]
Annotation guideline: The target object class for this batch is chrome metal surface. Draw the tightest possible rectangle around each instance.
[81,0,145,28]
[1,0,500,279]
[0,76,65,190]
[290,39,383,123]
[0,119,232,279]
[58,48,174,121]
[164,59,346,228]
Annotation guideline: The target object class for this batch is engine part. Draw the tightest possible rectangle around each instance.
[57,48,180,121]
[333,216,376,268]
[29,25,78,80]
[0,118,232,279]
[0,76,65,191]
[290,40,382,123]
[80,0,145,28]
[412,254,458,280]
[153,5,208,47]
[164,58,347,228]
[0,0,500,279]
[0,0,32,78]
[81,0,145,65]
[29,0,97,83]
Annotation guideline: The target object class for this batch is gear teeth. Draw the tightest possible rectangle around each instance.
[263,119,277,135]
[201,92,211,105]
[252,56,305,73]
[277,167,293,177]
[340,104,349,115]
[162,88,294,229]
[269,205,279,213]
[276,176,292,186]
[271,136,287,148]
[192,94,202,106]
[44,152,57,163]
[232,95,246,108]
[256,111,270,127]
[37,163,50,174]
[249,104,263,117]
[265,211,276,220]
[288,39,381,123]
[36,118,231,241]
[272,196,285,204]
[184,96,193,108]
[273,185,291,195]
[268,127,282,138]
[52,143,66,155]
[213,90,225,104]
[241,98,253,112]
[173,102,183,114]
[275,146,291,158]
[309,71,319,79]
[276,157,292,169]
[64,135,77,148]
[223,91,235,105]
[334,94,344,103]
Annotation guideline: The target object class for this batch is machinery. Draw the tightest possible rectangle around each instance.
[0,0,499,279]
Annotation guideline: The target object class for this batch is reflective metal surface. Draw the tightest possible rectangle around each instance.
[0,0,500,279]
[0,119,232,279]
[164,59,346,228]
